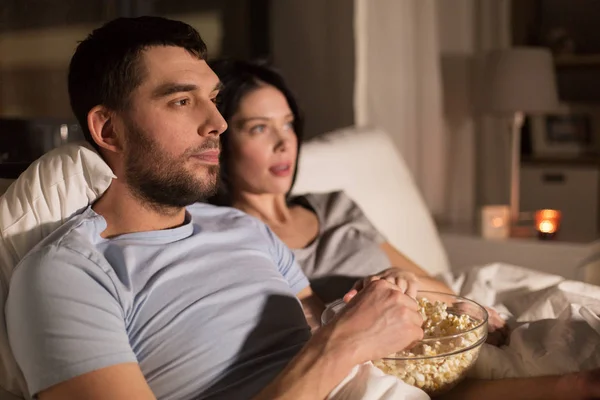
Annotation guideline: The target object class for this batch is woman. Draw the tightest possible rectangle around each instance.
[208,59,454,304]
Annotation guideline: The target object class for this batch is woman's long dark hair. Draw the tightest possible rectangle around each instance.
[207,59,304,206]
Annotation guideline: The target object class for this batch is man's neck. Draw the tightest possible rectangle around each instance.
[92,179,187,238]
[233,192,292,227]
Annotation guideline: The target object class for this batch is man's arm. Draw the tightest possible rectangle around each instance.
[254,279,424,400]
[6,247,143,398]
[38,364,155,400]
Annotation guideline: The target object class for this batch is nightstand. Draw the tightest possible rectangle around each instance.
[438,223,593,281]
[520,157,600,242]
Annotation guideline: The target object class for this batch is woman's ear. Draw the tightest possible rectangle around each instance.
[87,105,122,153]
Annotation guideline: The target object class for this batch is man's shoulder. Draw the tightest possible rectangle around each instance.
[187,202,263,229]
[17,207,106,274]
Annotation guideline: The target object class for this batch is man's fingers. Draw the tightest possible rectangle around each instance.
[408,305,424,325]
[352,279,364,292]
[354,275,383,292]
[406,279,419,299]
[383,276,397,286]
[396,279,408,294]
[388,287,419,312]
[343,289,358,303]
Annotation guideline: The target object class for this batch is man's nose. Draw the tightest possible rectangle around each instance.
[200,104,228,137]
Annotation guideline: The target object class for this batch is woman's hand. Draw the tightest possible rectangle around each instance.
[452,302,509,346]
[343,267,420,303]
[485,306,510,346]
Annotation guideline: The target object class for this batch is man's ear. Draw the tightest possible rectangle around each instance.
[87,105,122,153]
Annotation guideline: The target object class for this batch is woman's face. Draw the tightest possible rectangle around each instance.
[227,84,298,196]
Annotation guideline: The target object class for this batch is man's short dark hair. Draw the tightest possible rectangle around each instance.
[68,16,208,150]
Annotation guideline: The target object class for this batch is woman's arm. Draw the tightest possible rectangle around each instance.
[297,286,325,332]
[379,242,454,294]
[379,242,507,335]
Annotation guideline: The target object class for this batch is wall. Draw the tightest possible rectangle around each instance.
[0,12,223,118]
[270,0,355,139]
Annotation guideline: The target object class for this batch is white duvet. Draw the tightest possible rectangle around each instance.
[330,263,600,400]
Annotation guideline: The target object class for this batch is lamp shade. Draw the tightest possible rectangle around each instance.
[482,47,559,115]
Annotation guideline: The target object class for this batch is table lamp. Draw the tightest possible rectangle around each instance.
[481,47,560,225]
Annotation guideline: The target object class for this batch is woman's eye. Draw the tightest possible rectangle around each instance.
[250,125,267,134]
[284,121,294,130]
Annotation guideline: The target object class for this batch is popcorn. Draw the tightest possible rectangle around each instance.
[373,297,486,395]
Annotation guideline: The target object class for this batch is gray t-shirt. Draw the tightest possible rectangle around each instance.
[291,191,389,303]
[6,204,310,400]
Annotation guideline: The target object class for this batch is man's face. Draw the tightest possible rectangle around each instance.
[117,46,226,210]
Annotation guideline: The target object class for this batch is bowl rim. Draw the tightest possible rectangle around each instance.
[321,290,490,344]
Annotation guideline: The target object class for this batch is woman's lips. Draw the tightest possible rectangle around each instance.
[269,163,292,177]
[192,150,220,165]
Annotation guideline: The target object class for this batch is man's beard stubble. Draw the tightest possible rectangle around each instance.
[123,120,220,213]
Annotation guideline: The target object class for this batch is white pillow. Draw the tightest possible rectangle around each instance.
[293,126,450,276]
[0,142,113,398]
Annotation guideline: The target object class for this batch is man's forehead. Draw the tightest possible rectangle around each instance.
[139,46,218,89]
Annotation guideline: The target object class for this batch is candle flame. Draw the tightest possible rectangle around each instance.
[491,217,504,228]
[538,220,556,234]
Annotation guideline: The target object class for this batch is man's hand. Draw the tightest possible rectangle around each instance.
[343,267,420,303]
[329,279,424,364]
[254,279,424,400]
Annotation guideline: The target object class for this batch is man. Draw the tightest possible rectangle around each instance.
[5,17,423,400]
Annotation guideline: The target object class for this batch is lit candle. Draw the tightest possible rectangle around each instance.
[481,205,510,239]
[535,209,561,239]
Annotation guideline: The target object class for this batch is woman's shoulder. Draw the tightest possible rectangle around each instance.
[295,190,385,245]
[294,190,351,208]
[295,191,362,223]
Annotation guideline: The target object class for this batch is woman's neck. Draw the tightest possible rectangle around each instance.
[232,192,293,227]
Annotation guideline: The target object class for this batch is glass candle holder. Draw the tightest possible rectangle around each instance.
[481,205,510,239]
[535,209,561,240]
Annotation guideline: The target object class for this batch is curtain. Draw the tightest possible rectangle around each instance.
[354,0,512,223]
[354,0,447,218]
[474,0,513,208]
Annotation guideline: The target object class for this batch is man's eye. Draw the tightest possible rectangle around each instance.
[210,97,219,105]
[173,99,190,106]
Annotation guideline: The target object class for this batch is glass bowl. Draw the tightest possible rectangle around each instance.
[321,291,488,397]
